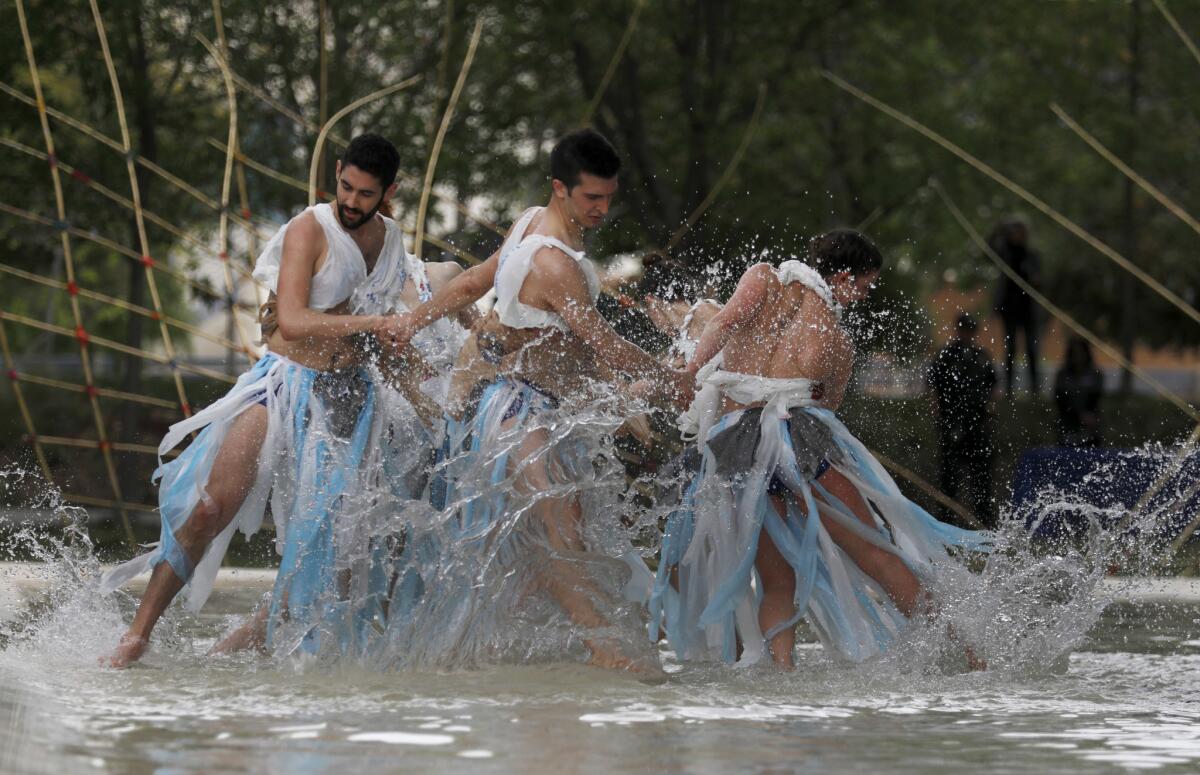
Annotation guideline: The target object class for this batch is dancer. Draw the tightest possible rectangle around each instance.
[379,129,692,674]
[100,134,449,667]
[651,230,990,669]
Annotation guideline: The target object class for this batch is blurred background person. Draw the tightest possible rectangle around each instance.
[1053,336,1104,447]
[927,313,998,526]
[990,218,1042,397]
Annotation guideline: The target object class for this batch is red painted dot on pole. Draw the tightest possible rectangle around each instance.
[47,153,57,168]
[180,401,192,416]
[74,326,89,345]
[98,440,112,452]
[85,384,99,399]
[219,251,229,262]
[140,255,155,268]
[6,369,18,381]
[66,281,79,296]
[316,189,329,200]
[150,311,162,321]
[241,208,252,219]
[69,169,92,184]
[23,434,36,444]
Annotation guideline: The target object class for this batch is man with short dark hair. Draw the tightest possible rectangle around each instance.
[100,134,469,667]
[382,128,692,676]
[927,313,998,526]
[652,231,989,669]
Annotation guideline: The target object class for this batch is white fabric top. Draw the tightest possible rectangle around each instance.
[678,355,820,443]
[669,298,720,363]
[776,259,842,321]
[493,207,601,331]
[252,203,404,311]
[677,261,839,441]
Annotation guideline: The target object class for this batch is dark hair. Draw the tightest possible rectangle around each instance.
[955,313,978,333]
[341,134,400,188]
[808,228,883,278]
[550,128,621,190]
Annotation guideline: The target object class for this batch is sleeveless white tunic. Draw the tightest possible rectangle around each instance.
[493,207,601,331]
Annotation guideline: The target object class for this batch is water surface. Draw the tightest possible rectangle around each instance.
[2,568,1199,774]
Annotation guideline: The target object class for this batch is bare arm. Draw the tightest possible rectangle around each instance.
[382,251,499,348]
[686,263,772,373]
[538,249,691,403]
[423,260,482,330]
[274,213,384,340]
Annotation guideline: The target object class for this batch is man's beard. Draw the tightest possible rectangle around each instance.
[337,201,380,230]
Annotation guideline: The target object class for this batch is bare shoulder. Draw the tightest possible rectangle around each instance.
[743,262,778,288]
[531,244,583,279]
[280,210,326,262]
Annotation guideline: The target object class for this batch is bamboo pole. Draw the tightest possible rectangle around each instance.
[1151,0,1200,69]
[821,70,1200,326]
[0,263,250,355]
[307,76,423,206]
[873,449,983,529]
[580,0,647,126]
[413,18,483,260]
[196,33,258,369]
[16,0,134,546]
[0,320,54,482]
[931,179,1198,422]
[0,81,275,239]
[1050,103,1200,238]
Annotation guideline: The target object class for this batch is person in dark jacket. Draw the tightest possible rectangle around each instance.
[990,219,1042,396]
[927,313,998,526]
[1053,336,1104,447]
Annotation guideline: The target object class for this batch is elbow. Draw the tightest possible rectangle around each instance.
[275,313,302,341]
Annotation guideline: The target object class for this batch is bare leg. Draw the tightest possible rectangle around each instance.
[505,424,657,675]
[103,406,269,668]
[814,467,921,616]
[755,495,796,669]
[208,603,269,656]
[814,467,985,669]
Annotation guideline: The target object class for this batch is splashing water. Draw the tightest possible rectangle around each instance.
[2,433,1200,771]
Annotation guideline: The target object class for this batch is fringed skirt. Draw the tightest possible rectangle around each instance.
[650,405,990,665]
[374,377,656,670]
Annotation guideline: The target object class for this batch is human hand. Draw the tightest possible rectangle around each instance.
[374,312,415,353]
[665,369,696,409]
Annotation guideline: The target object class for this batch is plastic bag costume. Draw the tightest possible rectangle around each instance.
[375,208,656,670]
[649,261,991,665]
[99,203,463,659]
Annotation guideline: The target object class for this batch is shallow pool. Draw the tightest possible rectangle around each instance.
[2,569,1199,774]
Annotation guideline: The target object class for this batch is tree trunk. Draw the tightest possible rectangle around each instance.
[1119,0,1141,395]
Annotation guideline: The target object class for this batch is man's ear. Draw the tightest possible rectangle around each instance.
[551,179,568,199]
[384,182,399,202]
[335,160,343,180]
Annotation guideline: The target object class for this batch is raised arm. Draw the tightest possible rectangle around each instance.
[274,213,385,340]
[537,249,692,403]
[686,263,772,372]
[381,250,499,349]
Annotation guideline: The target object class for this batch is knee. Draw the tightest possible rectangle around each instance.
[185,491,228,543]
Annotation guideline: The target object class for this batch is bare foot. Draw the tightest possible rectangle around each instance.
[947,623,987,671]
[585,639,666,682]
[208,607,269,656]
[963,643,987,672]
[101,632,148,669]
